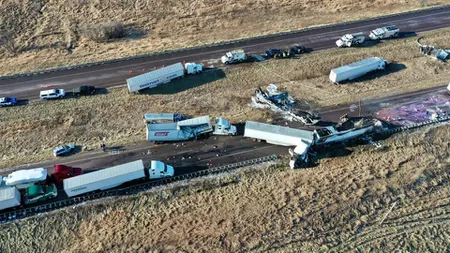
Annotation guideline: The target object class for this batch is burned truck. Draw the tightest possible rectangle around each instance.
[251,84,320,125]
[417,37,450,62]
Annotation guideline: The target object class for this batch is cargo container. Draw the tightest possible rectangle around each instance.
[127,62,203,93]
[3,168,48,189]
[0,184,21,211]
[329,57,387,84]
[244,121,314,146]
[147,116,213,142]
[63,160,146,197]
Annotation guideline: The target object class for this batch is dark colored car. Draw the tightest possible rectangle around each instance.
[73,86,96,96]
[264,49,284,58]
[290,45,306,55]
[0,97,18,107]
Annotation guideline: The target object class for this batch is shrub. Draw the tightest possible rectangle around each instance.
[81,22,125,43]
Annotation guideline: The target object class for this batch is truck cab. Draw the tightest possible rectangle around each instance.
[369,25,399,40]
[221,49,246,64]
[213,117,237,136]
[148,160,174,179]
[52,164,83,184]
[184,63,203,74]
[23,184,58,205]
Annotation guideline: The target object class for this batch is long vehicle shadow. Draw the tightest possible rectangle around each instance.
[138,68,226,95]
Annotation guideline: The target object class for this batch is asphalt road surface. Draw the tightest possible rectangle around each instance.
[3,84,448,178]
[1,7,450,100]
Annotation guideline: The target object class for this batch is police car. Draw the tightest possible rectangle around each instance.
[0,97,18,107]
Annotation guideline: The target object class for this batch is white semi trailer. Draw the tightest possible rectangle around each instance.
[369,25,399,40]
[329,57,387,84]
[3,168,48,190]
[127,62,203,93]
[0,176,22,211]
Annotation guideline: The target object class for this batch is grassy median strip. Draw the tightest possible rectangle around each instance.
[1,28,450,169]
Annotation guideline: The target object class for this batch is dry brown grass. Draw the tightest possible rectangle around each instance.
[1,28,450,170]
[0,124,449,252]
[0,0,447,75]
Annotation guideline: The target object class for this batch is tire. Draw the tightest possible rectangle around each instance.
[224,61,229,65]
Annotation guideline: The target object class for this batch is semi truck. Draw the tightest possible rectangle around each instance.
[329,57,387,84]
[244,116,383,168]
[0,177,21,211]
[63,160,174,198]
[336,32,365,48]
[146,116,236,142]
[221,49,248,64]
[369,25,399,40]
[127,62,203,93]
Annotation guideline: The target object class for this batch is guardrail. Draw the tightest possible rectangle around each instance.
[0,154,279,223]
[0,5,448,81]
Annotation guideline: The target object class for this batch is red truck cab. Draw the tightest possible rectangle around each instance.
[52,164,83,184]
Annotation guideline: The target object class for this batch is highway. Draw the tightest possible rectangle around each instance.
[1,6,450,100]
[4,83,448,178]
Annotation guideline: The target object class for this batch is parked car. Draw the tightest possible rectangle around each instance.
[290,45,306,54]
[0,97,18,107]
[52,164,83,184]
[264,49,284,58]
[73,86,96,96]
[53,144,75,156]
[40,89,65,100]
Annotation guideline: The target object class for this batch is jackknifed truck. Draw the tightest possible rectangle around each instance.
[127,62,203,93]
[329,57,387,84]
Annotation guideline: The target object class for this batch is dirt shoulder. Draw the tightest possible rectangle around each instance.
[1,124,449,252]
[1,28,450,170]
[0,0,447,76]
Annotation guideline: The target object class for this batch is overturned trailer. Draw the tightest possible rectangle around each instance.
[329,57,387,84]
[144,113,187,124]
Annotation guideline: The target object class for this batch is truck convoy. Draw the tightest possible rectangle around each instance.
[146,116,237,142]
[336,32,365,48]
[329,57,387,84]
[0,160,174,211]
[221,49,248,64]
[244,115,383,169]
[63,160,174,198]
[126,62,203,93]
[369,25,400,40]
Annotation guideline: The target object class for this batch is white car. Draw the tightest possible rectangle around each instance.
[40,89,66,100]
[53,144,75,156]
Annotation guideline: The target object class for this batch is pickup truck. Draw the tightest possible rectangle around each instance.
[73,86,96,96]
[23,184,58,205]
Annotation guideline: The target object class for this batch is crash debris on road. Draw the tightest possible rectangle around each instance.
[417,37,450,62]
[250,84,320,125]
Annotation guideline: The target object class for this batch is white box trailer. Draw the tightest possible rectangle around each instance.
[127,62,203,93]
[329,57,387,84]
[63,160,146,198]
[3,168,48,189]
[0,185,21,211]
[147,116,213,142]
[244,121,314,146]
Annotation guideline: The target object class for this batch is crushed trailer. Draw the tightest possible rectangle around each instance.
[417,37,450,62]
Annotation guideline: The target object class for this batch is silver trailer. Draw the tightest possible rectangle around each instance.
[63,160,146,198]
[3,168,48,189]
[244,121,314,146]
[127,62,185,93]
[329,57,387,84]
[0,182,21,211]
[147,116,213,142]
[143,113,187,124]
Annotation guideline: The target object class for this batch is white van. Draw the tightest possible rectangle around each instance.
[40,89,66,100]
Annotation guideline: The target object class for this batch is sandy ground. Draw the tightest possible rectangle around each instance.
[0,0,447,76]
[1,28,450,170]
[0,123,449,252]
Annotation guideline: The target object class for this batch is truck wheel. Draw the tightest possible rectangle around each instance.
[224,61,229,65]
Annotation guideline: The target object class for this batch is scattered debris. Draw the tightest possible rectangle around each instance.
[417,37,450,62]
[250,84,320,125]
